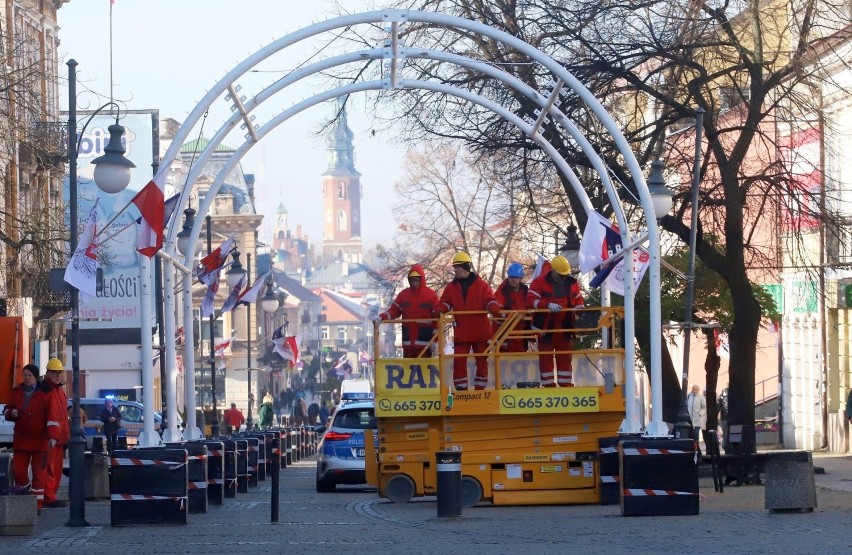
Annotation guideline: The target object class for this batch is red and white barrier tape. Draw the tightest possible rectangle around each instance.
[621,448,692,456]
[187,481,207,490]
[600,476,621,483]
[188,454,207,460]
[111,458,186,468]
[623,488,697,497]
[207,450,222,457]
[207,478,224,485]
[111,493,188,509]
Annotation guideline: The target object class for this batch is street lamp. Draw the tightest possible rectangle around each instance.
[205,214,221,438]
[176,207,202,258]
[66,59,135,527]
[559,224,582,271]
[226,250,246,288]
[648,157,693,440]
[255,278,280,427]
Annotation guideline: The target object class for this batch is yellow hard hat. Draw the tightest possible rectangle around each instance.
[551,255,571,276]
[408,270,421,278]
[46,358,64,372]
[451,251,471,265]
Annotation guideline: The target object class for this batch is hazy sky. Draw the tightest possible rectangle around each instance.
[58,0,403,249]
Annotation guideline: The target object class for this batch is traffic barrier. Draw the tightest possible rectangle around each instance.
[247,432,268,480]
[764,451,816,513]
[270,434,280,523]
[201,440,224,505]
[109,448,188,526]
[243,436,260,488]
[619,439,699,517]
[166,442,208,514]
[598,436,621,505]
[436,451,462,518]
[85,452,110,499]
[222,440,238,498]
[288,428,296,464]
[234,438,249,493]
[262,431,279,472]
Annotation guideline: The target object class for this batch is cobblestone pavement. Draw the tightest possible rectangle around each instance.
[1,455,850,554]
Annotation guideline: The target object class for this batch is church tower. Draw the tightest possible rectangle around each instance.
[321,97,363,264]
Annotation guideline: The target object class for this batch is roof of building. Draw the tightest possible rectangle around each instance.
[272,271,322,303]
[318,289,366,322]
[304,261,389,292]
[181,137,236,153]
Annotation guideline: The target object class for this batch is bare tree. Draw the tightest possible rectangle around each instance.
[324,0,852,451]
[379,139,569,291]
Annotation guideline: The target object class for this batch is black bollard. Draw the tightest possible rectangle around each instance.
[436,451,462,518]
[271,434,280,523]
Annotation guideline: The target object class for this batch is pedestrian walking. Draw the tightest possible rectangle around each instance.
[43,358,70,508]
[437,251,502,390]
[223,402,245,434]
[258,395,274,430]
[526,256,584,387]
[376,264,440,358]
[307,402,320,426]
[687,384,707,439]
[2,363,52,511]
[99,398,122,455]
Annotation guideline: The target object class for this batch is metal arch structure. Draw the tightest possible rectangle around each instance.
[151,9,664,442]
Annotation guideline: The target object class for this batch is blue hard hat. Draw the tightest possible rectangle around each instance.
[507,263,524,278]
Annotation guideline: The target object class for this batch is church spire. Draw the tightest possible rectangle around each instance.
[325,96,359,175]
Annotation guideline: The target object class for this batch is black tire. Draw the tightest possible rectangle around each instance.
[316,475,335,493]
[461,476,483,508]
[385,474,415,503]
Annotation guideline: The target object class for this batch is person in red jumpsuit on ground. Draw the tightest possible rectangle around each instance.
[526,255,585,387]
[377,264,440,358]
[438,252,502,390]
[2,363,51,511]
[494,262,530,353]
[43,357,70,508]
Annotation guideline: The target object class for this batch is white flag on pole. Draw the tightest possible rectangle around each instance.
[64,200,99,304]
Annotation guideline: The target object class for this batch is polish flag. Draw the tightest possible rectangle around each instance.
[132,169,166,257]
[198,237,236,285]
[237,271,272,305]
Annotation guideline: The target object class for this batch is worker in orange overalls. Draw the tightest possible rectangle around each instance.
[43,358,70,508]
[377,264,440,358]
[2,363,51,511]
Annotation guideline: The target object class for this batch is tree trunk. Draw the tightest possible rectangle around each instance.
[703,329,721,431]
[725,282,762,454]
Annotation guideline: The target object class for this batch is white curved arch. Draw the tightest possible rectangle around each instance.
[160,9,661,439]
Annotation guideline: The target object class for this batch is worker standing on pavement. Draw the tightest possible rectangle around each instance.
[43,358,70,508]
[438,251,502,391]
[3,363,52,511]
[526,256,584,387]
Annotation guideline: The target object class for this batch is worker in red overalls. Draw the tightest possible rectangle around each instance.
[2,363,51,511]
[494,262,530,353]
[43,358,70,508]
[527,256,585,387]
[438,252,502,390]
[377,264,440,358]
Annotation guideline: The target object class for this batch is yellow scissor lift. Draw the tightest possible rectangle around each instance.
[365,306,626,506]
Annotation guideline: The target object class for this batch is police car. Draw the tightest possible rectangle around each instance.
[315,398,376,492]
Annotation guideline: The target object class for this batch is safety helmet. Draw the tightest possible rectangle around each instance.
[507,263,524,278]
[408,270,421,278]
[46,358,64,372]
[451,251,472,265]
[550,255,571,276]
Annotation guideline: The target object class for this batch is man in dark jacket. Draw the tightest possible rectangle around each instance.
[377,264,440,358]
[100,398,122,455]
[438,251,502,390]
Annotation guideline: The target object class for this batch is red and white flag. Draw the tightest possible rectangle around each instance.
[132,169,167,258]
[214,335,236,356]
[197,237,235,285]
[220,274,247,314]
[64,200,100,303]
[272,327,299,365]
[237,271,272,305]
[200,269,220,317]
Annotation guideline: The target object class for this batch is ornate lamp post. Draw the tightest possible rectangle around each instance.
[66,59,135,527]
[256,278,280,427]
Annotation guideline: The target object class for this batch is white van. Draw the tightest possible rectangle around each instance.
[339,379,373,403]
